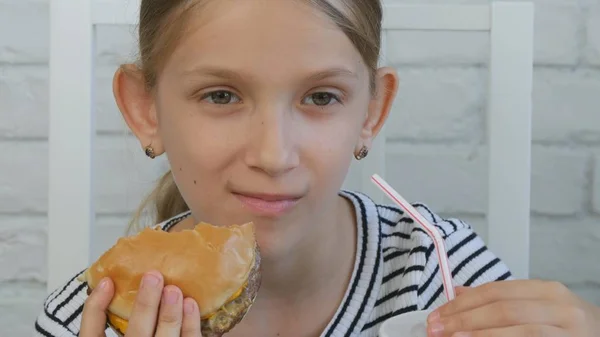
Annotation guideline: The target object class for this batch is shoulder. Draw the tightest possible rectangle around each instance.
[374,200,513,309]
[156,211,193,232]
[34,270,90,337]
[375,199,461,234]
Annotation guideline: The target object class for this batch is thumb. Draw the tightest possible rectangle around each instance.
[80,278,114,337]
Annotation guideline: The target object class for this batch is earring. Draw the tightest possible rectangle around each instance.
[354,146,369,160]
[144,145,156,159]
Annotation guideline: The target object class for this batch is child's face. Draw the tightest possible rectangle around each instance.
[123,0,397,248]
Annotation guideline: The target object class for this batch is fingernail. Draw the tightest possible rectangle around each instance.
[428,322,444,336]
[427,310,440,323]
[141,273,161,288]
[98,278,109,290]
[163,288,180,305]
[184,299,195,315]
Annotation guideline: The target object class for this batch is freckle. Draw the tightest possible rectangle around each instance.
[179,167,182,171]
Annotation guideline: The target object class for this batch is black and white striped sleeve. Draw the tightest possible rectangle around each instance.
[33,271,88,337]
[416,217,513,310]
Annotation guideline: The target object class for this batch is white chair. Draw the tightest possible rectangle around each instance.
[47,0,534,292]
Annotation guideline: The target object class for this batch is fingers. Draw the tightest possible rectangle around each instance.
[80,278,114,337]
[154,286,184,336]
[181,298,202,337]
[454,286,469,296]
[432,280,574,319]
[126,271,164,337]
[458,325,567,337]
[155,287,203,337]
[427,300,578,336]
[124,271,202,337]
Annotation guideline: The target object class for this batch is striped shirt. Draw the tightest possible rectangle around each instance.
[34,190,512,337]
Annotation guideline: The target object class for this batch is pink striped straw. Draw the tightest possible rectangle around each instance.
[371,174,456,302]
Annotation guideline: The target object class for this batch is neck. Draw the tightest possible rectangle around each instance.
[258,194,357,303]
[237,194,357,336]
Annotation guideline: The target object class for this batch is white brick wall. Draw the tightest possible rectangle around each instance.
[2,0,600,335]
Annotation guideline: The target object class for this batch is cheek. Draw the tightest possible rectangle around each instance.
[299,114,361,189]
[155,101,242,207]
[161,119,230,171]
[157,92,240,170]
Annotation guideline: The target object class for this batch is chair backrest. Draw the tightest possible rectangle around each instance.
[47,0,534,292]
[343,2,534,281]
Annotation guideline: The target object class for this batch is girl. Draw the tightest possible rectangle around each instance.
[35,0,600,336]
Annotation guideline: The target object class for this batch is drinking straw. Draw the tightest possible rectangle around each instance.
[371,174,456,301]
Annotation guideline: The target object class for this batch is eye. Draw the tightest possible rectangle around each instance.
[302,92,341,106]
[200,90,241,104]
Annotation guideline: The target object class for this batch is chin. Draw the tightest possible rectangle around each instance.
[251,217,307,259]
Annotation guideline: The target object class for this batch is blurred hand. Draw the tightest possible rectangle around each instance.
[426,280,600,337]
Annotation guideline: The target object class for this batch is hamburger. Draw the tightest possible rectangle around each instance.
[77,221,261,337]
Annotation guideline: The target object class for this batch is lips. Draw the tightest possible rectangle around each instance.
[233,191,302,216]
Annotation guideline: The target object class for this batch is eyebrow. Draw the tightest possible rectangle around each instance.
[180,66,358,82]
[306,68,358,81]
[182,67,247,81]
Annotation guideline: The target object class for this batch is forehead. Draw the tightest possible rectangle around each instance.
[164,0,367,81]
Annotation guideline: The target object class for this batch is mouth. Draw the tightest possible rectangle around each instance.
[232,191,302,217]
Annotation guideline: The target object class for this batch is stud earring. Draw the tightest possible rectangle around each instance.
[354,146,369,160]
[144,145,156,159]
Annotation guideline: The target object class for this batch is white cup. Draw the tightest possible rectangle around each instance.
[378,310,432,337]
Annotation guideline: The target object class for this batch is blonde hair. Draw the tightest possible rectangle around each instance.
[126,0,383,233]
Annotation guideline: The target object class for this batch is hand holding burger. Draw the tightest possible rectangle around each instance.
[80,270,204,337]
[78,221,261,337]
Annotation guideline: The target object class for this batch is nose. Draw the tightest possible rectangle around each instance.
[244,105,299,177]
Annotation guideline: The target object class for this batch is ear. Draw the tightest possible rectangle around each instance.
[113,64,164,157]
[357,67,399,151]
